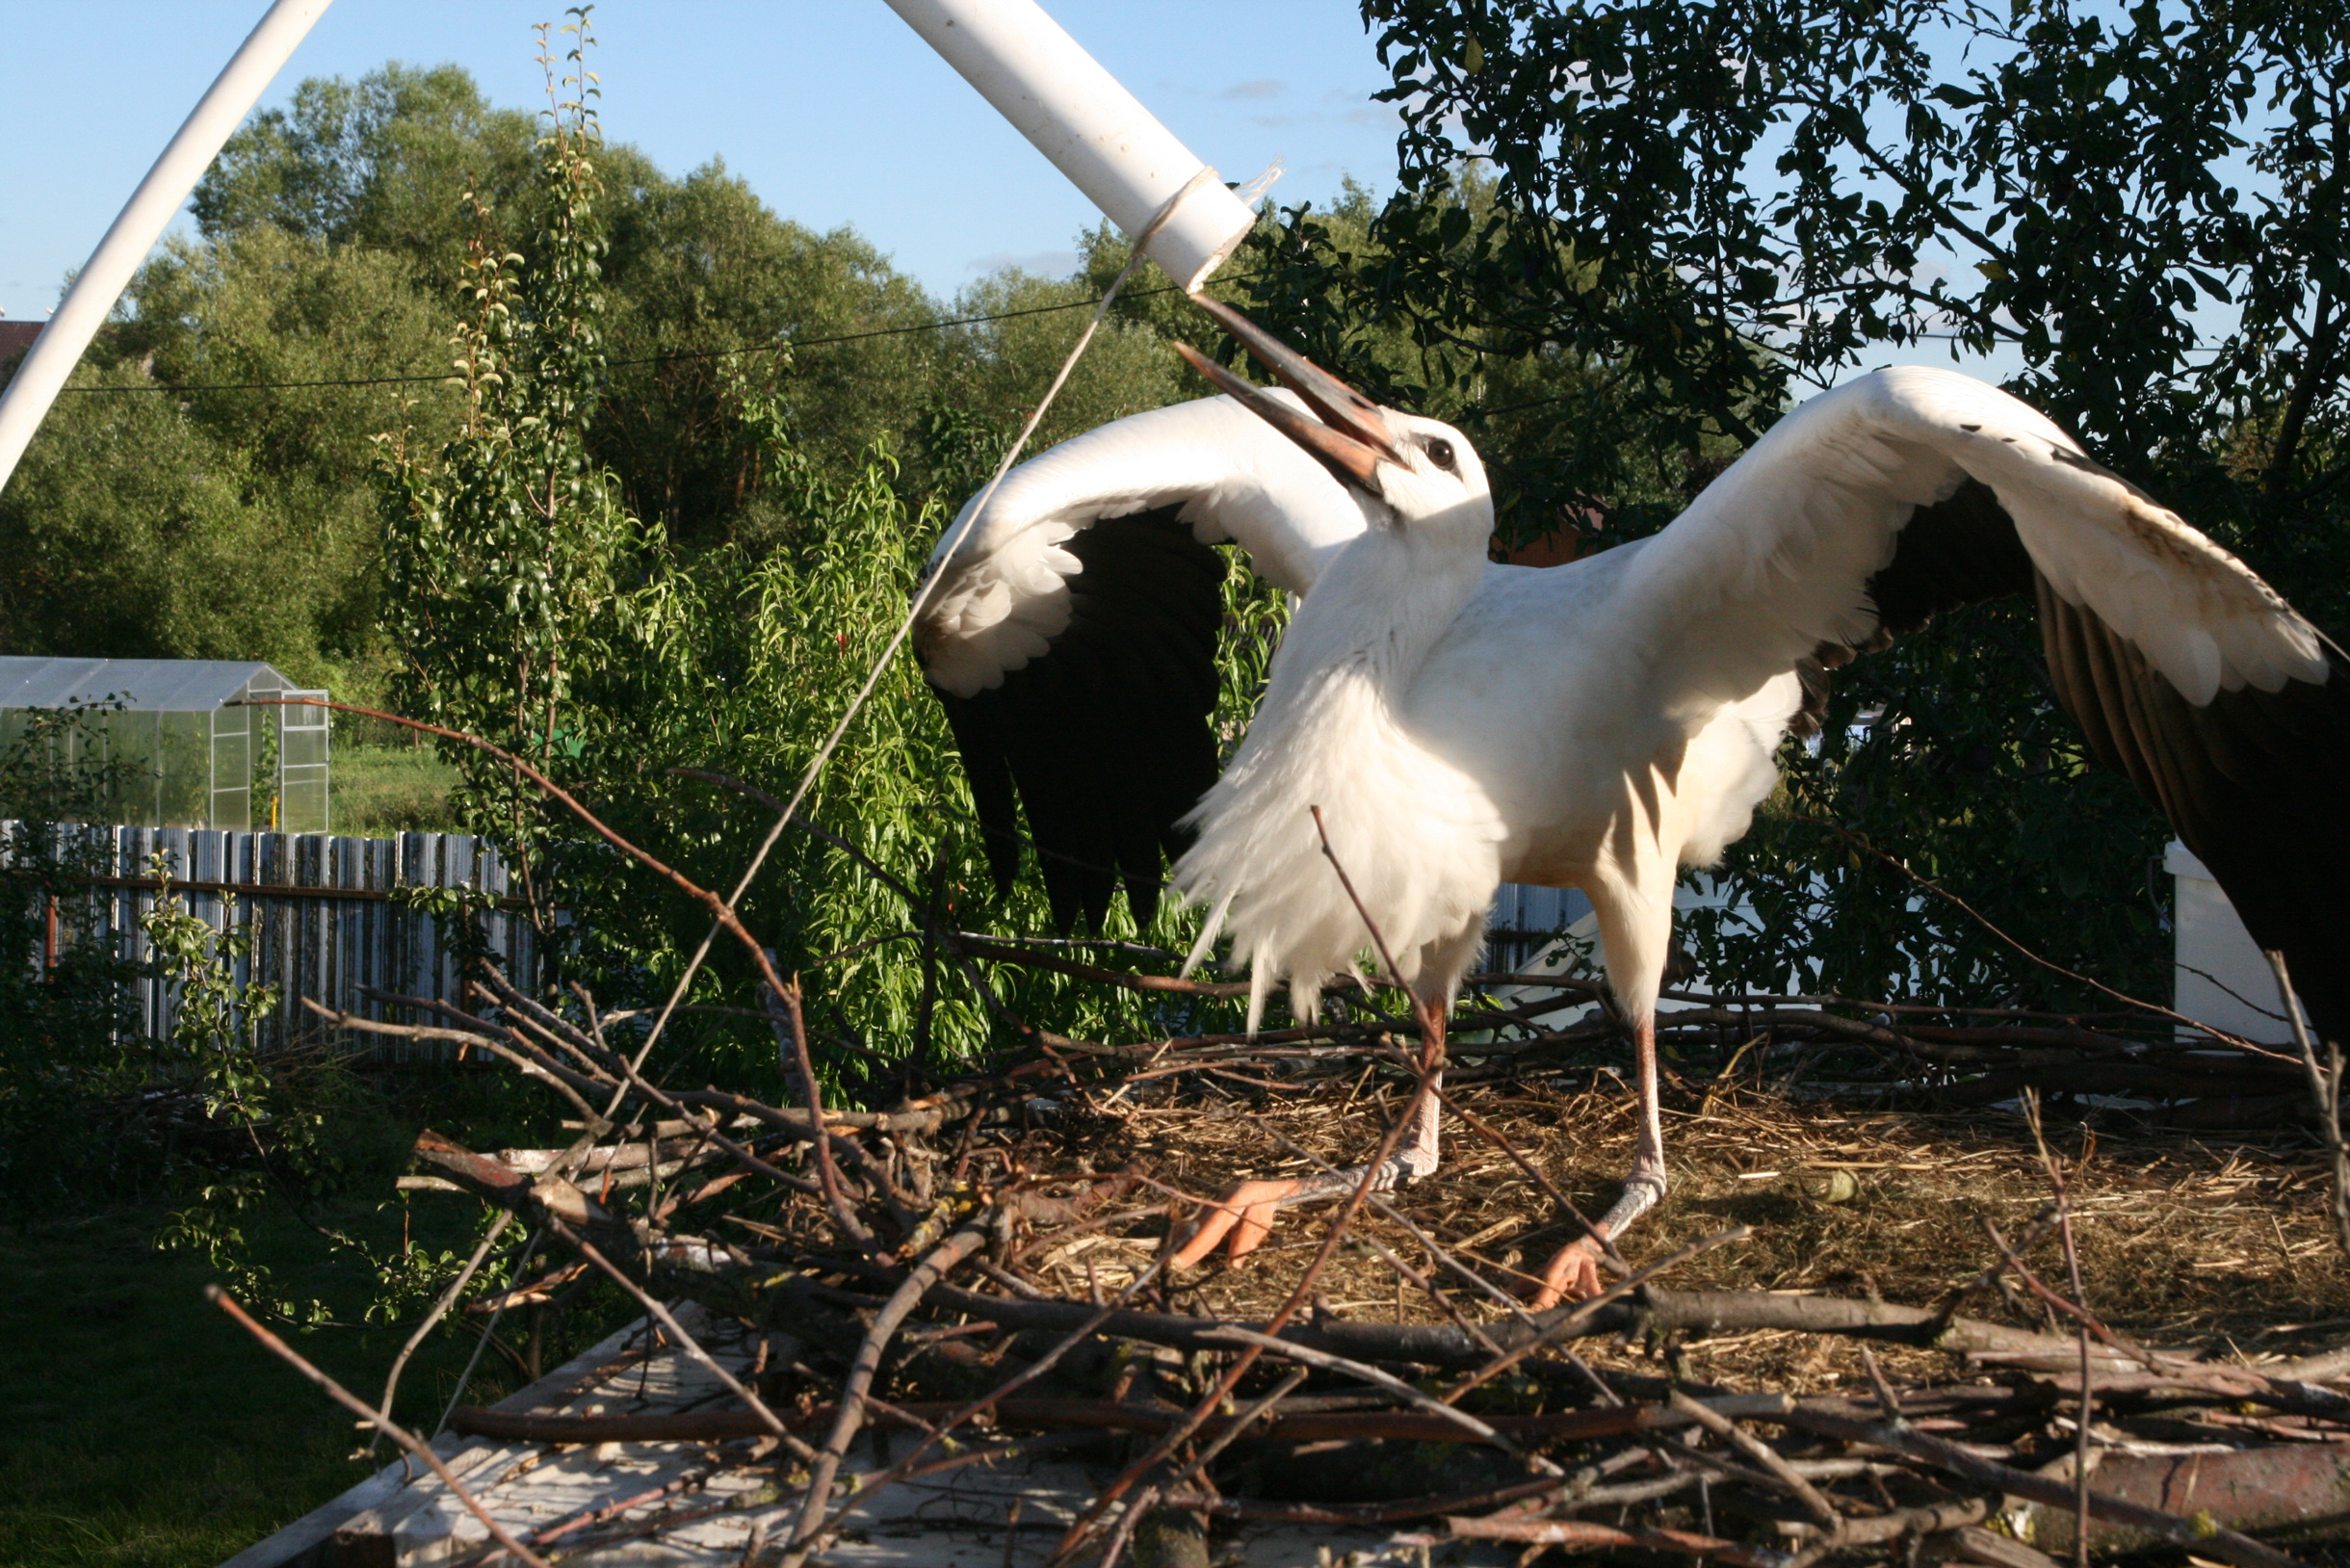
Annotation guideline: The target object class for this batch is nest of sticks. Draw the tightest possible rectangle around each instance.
[204,728,2350,1567]
[227,919,2350,1568]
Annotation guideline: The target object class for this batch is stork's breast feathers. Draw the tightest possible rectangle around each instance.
[1174,662,1507,1016]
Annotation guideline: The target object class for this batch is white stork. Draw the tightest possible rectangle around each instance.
[916,296,2350,1306]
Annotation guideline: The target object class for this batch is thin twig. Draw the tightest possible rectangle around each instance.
[1249,1115,1524,1340]
[2270,950,2350,1264]
[246,701,801,1007]
[765,977,875,1252]
[370,1210,515,1452]
[786,1224,990,1556]
[542,1221,809,1457]
[1437,1085,1625,1270]
[2024,1092,2093,1568]
[1442,1226,1753,1401]
[1308,804,1431,1035]
[207,1287,552,1568]
[1163,1367,1309,1490]
[1667,1391,1841,1534]
[803,1258,1173,1546]
[1199,1326,1550,1466]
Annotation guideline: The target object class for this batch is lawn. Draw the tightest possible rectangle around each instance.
[0,1194,596,1568]
[328,743,462,837]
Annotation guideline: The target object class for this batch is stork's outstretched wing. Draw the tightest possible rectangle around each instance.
[915,393,1371,929]
[1625,365,2350,1035]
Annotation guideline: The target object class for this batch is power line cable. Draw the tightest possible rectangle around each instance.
[33,276,2084,404]
[42,273,1248,396]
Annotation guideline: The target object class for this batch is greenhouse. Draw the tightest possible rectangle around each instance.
[0,656,329,831]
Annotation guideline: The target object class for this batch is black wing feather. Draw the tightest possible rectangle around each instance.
[1865,479,2034,637]
[1823,476,2348,1039]
[2037,578,2350,1039]
[928,507,1228,931]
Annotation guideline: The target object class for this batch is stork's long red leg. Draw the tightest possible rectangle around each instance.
[1532,1008,1668,1309]
[1169,1015,1448,1270]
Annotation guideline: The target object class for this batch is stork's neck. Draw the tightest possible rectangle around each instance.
[1278,523,1487,692]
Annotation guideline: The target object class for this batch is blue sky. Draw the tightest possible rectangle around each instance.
[0,2,1404,324]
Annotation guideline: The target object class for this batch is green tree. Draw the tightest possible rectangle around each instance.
[12,44,1214,690]
[0,383,298,666]
[376,20,658,947]
[0,185,454,685]
[190,55,1211,554]
[194,62,539,293]
[593,155,942,549]
[1294,0,2350,1006]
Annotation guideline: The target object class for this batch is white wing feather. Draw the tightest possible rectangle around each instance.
[915,392,1371,697]
[1622,365,2326,712]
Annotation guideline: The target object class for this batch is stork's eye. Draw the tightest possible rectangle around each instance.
[1423,437,1456,472]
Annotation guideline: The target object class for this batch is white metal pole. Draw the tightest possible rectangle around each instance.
[882,0,1260,292]
[0,0,334,495]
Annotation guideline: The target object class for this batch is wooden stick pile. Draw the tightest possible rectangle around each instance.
[199,715,2350,1565]
[241,935,2350,1568]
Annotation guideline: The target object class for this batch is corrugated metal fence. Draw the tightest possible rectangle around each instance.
[7,823,536,1053]
[11,828,1665,1051]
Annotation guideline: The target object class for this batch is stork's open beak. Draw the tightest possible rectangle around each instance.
[1175,295,1401,493]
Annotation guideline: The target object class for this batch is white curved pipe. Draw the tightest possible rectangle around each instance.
[884,0,1259,292]
[0,0,333,495]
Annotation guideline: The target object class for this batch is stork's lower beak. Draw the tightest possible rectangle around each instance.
[1175,295,1401,493]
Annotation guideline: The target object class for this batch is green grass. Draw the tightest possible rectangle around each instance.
[329,744,462,837]
[0,1199,566,1568]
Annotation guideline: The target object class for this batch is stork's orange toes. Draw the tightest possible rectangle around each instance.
[1168,1178,1303,1270]
[1529,1229,1613,1312]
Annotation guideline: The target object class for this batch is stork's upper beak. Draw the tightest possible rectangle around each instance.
[1174,295,1402,493]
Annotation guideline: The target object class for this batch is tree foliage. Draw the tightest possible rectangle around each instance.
[194,62,541,290]
[1244,0,2350,1006]
[3,49,1199,694]
[592,159,942,547]
[376,30,656,943]
[366,20,1278,1083]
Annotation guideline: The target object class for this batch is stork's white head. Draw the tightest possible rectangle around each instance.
[1176,298,1490,558]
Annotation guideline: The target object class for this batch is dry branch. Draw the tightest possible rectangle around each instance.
[1775,1405,2316,1568]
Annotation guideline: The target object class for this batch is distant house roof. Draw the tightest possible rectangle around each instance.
[0,656,300,713]
[0,321,38,380]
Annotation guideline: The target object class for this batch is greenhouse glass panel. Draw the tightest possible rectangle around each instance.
[157,711,211,826]
[0,657,329,831]
[211,696,250,832]
[278,690,330,833]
